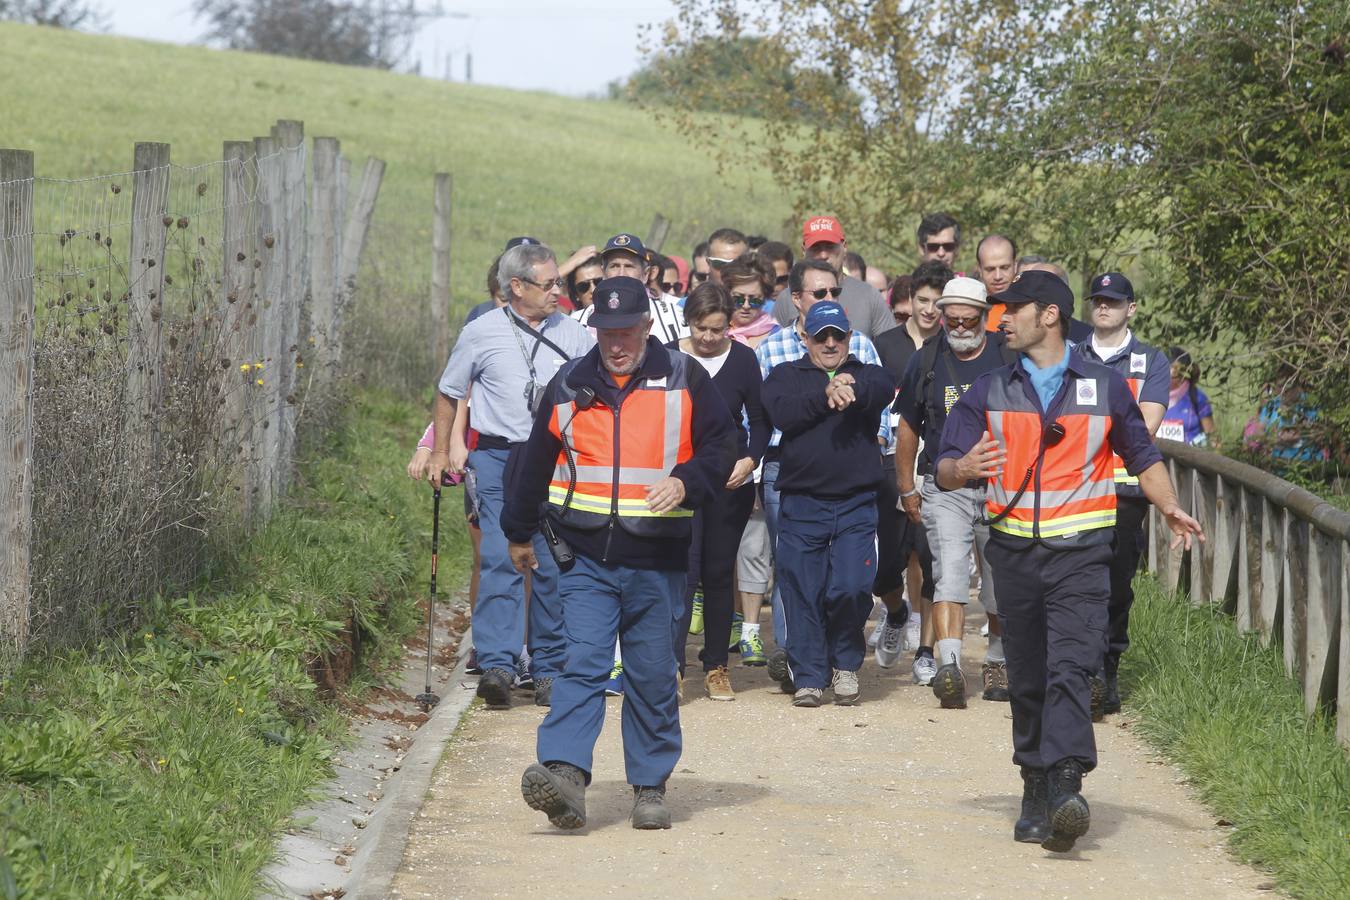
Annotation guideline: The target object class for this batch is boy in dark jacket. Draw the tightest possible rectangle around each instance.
[761,301,897,706]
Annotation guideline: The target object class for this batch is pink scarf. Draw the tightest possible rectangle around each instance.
[728,312,778,346]
[1168,379,1191,407]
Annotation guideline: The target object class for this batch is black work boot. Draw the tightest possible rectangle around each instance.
[533,676,554,708]
[1103,657,1121,715]
[1014,767,1050,843]
[766,648,794,694]
[631,784,671,830]
[1089,669,1106,722]
[521,762,587,829]
[1042,759,1090,852]
[476,667,513,709]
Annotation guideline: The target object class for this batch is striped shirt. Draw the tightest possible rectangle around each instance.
[571,293,690,344]
[754,320,890,448]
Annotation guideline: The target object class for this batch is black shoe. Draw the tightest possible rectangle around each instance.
[631,784,671,830]
[1089,670,1106,722]
[932,662,967,709]
[521,762,587,829]
[465,646,482,675]
[533,676,553,707]
[1103,658,1122,715]
[1014,767,1050,843]
[1042,759,1091,852]
[476,667,513,709]
[766,648,794,694]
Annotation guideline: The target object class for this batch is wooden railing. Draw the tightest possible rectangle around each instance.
[1145,439,1350,748]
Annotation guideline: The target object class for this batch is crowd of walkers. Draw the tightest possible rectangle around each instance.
[409,213,1205,849]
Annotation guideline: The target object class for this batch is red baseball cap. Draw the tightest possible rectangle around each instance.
[802,215,845,247]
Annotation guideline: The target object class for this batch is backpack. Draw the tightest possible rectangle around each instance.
[918,330,1018,434]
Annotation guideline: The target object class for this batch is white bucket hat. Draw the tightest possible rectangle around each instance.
[936,275,990,310]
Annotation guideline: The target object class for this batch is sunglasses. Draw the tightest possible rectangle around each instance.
[732,294,765,308]
[691,270,710,284]
[575,278,602,294]
[802,286,843,300]
[943,313,982,331]
[811,327,848,343]
[707,256,736,270]
[925,241,958,254]
[661,280,685,294]
[774,274,790,288]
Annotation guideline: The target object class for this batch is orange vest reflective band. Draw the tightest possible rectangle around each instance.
[546,356,695,537]
[983,373,1117,540]
[1110,375,1143,485]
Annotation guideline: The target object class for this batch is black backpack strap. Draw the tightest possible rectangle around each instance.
[506,306,570,360]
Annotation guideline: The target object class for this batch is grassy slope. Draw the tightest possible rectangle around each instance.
[0,21,791,319]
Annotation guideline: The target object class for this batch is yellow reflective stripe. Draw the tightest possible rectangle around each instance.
[1112,467,1139,485]
[547,486,692,518]
[991,509,1117,538]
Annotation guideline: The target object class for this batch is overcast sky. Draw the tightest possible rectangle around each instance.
[100,1,682,97]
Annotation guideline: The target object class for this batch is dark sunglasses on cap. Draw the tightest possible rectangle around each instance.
[925,241,958,253]
[943,313,982,331]
[802,286,843,300]
[661,280,684,294]
[574,278,602,294]
[732,294,765,308]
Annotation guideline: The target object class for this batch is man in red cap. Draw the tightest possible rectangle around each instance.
[769,216,895,339]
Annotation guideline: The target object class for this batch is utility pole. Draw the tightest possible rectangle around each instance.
[465,51,473,83]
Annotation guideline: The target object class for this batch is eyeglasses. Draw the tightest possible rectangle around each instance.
[943,313,982,331]
[812,328,848,343]
[802,286,843,300]
[521,276,564,291]
[691,270,710,284]
[574,278,602,294]
[925,241,958,254]
[661,280,684,294]
[707,256,736,269]
[732,294,765,308]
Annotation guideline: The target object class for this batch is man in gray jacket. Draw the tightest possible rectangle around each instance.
[770,216,895,339]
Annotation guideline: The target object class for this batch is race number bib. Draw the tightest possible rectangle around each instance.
[1157,419,1185,442]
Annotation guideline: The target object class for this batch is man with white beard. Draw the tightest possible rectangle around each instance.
[894,276,1015,707]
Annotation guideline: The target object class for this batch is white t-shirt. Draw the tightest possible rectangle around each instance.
[1090,329,1131,363]
[687,345,730,379]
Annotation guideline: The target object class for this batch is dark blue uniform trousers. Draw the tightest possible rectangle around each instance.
[469,447,564,677]
[536,553,685,787]
[775,491,877,690]
[984,536,1111,772]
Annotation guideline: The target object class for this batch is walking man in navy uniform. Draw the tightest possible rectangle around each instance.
[935,271,1203,851]
[502,277,734,831]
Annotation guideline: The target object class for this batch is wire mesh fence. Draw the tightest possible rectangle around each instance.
[0,122,386,663]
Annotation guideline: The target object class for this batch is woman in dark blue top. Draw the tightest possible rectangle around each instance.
[668,282,769,700]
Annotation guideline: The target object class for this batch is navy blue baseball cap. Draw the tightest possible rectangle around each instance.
[601,232,646,261]
[1088,271,1134,302]
[992,270,1075,323]
[803,300,851,337]
[588,276,650,329]
[504,235,540,250]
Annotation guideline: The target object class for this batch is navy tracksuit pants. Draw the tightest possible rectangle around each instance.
[775,491,877,690]
[984,535,1111,772]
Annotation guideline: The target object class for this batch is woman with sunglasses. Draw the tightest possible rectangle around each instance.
[565,253,605,312]
[671,282,769,700]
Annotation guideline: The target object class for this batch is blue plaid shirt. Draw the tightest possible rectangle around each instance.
[755,321,891,449]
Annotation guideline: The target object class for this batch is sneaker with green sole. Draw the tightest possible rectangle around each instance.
[727,613,743,650]
[738,632,767,666]
[688,593,705,635]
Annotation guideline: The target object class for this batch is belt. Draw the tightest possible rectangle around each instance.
[476,434,513,451]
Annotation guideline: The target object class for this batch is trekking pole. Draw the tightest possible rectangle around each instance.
[416,474,452,711]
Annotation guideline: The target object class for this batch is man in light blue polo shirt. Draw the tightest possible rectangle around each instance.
[428,240,595,709]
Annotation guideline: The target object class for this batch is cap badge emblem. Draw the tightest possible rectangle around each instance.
[608,292,621,309]
[1100,275,1112,286]
[614,234,630,246]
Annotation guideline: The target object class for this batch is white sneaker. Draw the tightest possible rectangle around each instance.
[904,616,921,652]
[912,653,938,686]
[874,617,905,669]
[831,668,860,705]
[867,599,884,648]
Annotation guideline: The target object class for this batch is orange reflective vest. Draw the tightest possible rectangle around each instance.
[983,374,1117,541]
[546,355,695,539]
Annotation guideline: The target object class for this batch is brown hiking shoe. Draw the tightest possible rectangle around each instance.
[704,666,735,701]
[981,661,1010,702]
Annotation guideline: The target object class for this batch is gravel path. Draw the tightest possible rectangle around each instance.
[389,611,1274,899]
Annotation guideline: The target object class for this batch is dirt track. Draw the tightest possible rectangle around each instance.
[389,612,1274,899]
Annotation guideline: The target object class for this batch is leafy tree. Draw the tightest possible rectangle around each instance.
[0,0,104,28]
[193,0,428,70]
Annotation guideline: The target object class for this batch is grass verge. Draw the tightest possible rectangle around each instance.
[1121,576,1350,898]
[0,390,469,898]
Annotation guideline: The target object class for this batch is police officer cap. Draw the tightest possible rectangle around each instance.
[504,235,540,250]
[602,232,646,261]
[992,270,1075,323]
[588,276,651,329]
[1088,271,1134,302]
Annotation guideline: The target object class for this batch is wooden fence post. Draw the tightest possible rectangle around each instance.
[334,156,386,368]
[0,149,35,656]
[272,119,305,497]
[1338,543,1350,747]
[647,212,670,253]
[126,142,170,460]
[309,137,341,378]
[251,135,280,520]
[431,172,452,371]
[221,141,255,450]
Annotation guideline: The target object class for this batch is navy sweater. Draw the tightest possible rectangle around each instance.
[501,337,736,571]
[761,355,896,498]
